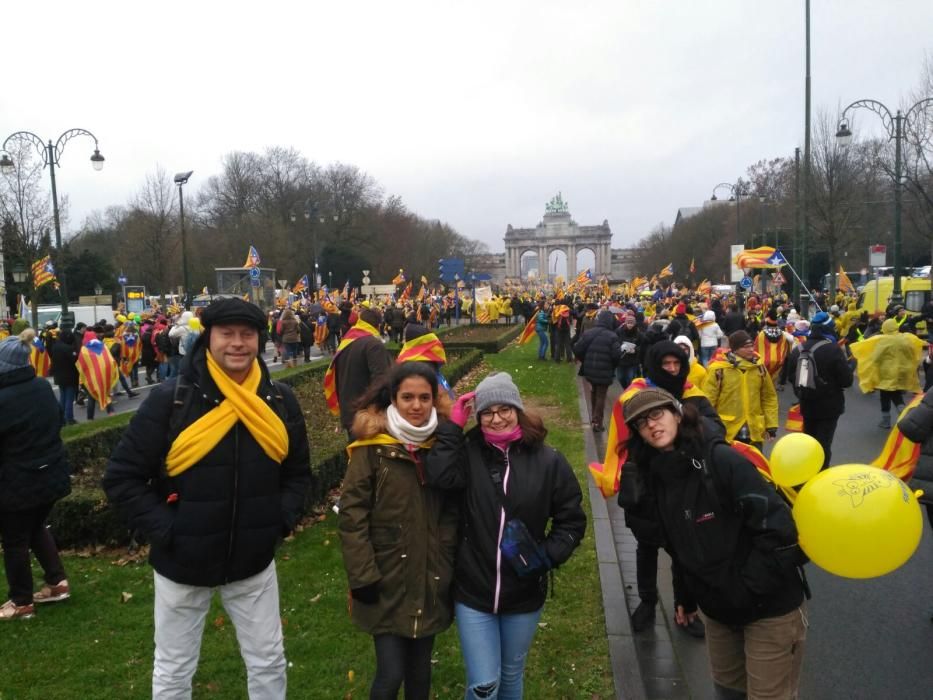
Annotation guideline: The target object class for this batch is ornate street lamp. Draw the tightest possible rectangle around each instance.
[1,128,105,331]
[836,96,933,305]
[710,182,746,244]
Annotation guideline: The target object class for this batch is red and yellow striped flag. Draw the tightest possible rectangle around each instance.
[77,342,119,409]
[517,315,537,344]
[323,320,382,415]
[29,338,51,377]
[396,333,447,364]
[785,403,804,432]
[871,393,923,481]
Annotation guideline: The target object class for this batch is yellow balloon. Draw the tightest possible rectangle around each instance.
[769,433,824,486]
[793,464,923,578]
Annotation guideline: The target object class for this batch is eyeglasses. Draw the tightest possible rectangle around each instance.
[478,406,515,423]
[631,407,669,431]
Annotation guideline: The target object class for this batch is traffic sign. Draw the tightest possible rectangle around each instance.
[438,257,465,282]
[471,273,493,282]
[869,244,887,268]
[118,275,128,285]
[772,271,786,285]
[740,276,752,290]
[249,266,261,280]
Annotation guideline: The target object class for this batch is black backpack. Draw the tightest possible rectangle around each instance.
[155,328,174,356]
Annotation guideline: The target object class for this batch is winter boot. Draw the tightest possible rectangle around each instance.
[878,412,891,430]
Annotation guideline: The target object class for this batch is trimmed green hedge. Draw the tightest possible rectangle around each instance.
[440,324,523,353]
[51,345,485,548]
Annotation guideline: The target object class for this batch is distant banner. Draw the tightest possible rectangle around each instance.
[474,286,493,304]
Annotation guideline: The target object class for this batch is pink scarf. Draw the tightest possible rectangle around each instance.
[482,426,523,452]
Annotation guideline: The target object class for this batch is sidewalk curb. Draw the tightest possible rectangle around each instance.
[576,378,645,700]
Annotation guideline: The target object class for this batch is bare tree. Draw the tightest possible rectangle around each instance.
[0,139,61,262]
[122,167,180,294]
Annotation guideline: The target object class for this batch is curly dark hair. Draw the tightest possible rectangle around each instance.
[619,401,705,465]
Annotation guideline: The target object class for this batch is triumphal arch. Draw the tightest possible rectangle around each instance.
[503,193,613,280]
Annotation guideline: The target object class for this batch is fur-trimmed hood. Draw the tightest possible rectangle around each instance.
[351,394,453,440]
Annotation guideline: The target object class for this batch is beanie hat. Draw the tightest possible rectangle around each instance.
[623,387,680,425]
[674,302,687,315]
[811,311,832,327]
[474,372,524,414]
[728,330,753,351]
[200,298,267,331]
[0,330,34,375]
[794,320,811,333]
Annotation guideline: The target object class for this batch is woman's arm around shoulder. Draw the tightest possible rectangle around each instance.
[423,420,469,490]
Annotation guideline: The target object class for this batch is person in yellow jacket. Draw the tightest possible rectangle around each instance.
[849,317,927,428]
[498,296,513,324]
[703,330,779,449]
[486,298,500,323]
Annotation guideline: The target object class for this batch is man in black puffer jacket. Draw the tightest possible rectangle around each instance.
[573,309,622,432]
[103,298,311,699]
[0,330,72,621]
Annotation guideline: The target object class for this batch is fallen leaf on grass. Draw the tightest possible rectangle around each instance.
[213,615,225,629]
[310,594,322,603]
[120,591,133,603]
[348,669,355,682]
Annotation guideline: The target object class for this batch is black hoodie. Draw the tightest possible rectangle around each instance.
[644,341,725,438]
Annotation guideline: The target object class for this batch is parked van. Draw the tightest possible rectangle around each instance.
[36,305,109,329]
[857,277,931,315]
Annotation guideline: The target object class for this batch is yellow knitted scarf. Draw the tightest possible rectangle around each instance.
[165,353,289,477]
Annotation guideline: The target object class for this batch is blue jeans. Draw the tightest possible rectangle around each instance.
[455,601,542,700]
[616,364,638,388]
[536,329,549,359]
[699,345,716,367]
[59,385,76,423]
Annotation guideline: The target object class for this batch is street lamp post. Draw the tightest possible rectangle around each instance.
[174,171,194,310]
[11,265,33,327]
[836,96,933,305]
[710,182,746,244]
[0,129,104,331]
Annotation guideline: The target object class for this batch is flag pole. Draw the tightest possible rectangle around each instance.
[779,255,822,314]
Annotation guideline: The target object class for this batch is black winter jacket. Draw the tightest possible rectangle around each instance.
[646,441,805,625]
[616,325,645,368]
[424,422,586,615]
[334,335,393,432]
[50,339,80,388]
[573,312,622,385]
[783,331,854,416]
[102,343,312,586]
[0,366,71,511]
[896,386,933,505]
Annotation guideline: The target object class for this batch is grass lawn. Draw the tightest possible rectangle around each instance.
[0,340,614,699]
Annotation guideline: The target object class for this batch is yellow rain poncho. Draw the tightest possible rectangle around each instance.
[850,318,926,394]
[703,355,779,443]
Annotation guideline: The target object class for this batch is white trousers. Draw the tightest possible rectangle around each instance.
[152,561,286,700]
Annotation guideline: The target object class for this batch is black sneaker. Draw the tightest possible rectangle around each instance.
[630,601,657,632]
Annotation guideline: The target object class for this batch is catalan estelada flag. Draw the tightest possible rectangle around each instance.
[658,262,674,278]
[391,269,406,285]
[575,268,593,287]
[785,403,804,432]
[630,276,648,291]
[120,333,143,377]
[399,281,413,301]
[243,245,261,268]
[396,333,447,365]
[31,256,57,288]
[477,304,491,323]
[518,316,537,344]
[77,340,119,409]
[29,337,51,377]
[323,319,382,415]
[292,275,309,294]
[871,393,924,481]
[733,246,786,270]
[754,332,791,379]
[697,279,711,295]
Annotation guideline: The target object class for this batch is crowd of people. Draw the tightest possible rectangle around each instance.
[3,277,933,699]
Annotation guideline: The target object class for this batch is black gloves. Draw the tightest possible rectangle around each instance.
[351,582,380,604]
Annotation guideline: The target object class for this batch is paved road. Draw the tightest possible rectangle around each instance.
[602,375,933,699]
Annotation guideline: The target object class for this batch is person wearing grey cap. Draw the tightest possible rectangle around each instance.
[0,330,72,620]
[425,372,586,699]
[620,386,809,699]
[103,297,311,699]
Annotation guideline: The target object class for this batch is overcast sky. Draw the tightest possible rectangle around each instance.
[2,0,931,255]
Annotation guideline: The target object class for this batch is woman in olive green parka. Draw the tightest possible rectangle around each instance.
[338,361,457,700]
